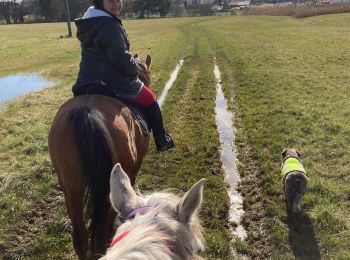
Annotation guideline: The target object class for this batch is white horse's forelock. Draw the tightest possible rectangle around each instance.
[101,190,204,260]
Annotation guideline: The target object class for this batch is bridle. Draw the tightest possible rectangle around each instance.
[120,206,153,223]
[109,206,154,248]
[109,205,196,256]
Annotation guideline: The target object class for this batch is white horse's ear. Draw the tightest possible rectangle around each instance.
[109,163,143,215]
[177,179,206,224]
[146,55,152,68]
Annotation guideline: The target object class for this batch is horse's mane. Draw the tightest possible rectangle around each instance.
[101,192,204,260]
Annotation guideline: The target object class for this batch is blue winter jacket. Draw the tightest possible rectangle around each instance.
[74,7,142,101]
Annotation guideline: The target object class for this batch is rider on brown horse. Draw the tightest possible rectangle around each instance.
[72,0,174,152]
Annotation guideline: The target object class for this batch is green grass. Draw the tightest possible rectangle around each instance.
[0,18,231,259]
[1,14,350,259]
[195,14,350,259]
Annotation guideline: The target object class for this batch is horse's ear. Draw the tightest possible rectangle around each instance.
[177,179,205,225]
[109,163,143,215]
[146,55,152,68]
[134,54,139,59]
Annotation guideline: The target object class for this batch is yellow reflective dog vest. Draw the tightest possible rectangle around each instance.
[281,157,306,178]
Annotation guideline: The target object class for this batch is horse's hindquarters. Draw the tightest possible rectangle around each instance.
[48,95,149,257]
[49,95,150,175]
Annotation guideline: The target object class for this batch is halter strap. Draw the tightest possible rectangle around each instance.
[109,231,129,248]
[110,206,153,248]
[109,231,177,253]
[109,206,196,255]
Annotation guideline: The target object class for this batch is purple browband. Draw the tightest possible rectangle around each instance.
[121,206,153,223]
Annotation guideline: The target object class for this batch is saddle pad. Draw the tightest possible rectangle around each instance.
[128,104,150,137]
[72,82,150,136]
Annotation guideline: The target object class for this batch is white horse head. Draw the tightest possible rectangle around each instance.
[100,163,206,260]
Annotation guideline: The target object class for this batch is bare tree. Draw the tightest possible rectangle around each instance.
[64,0,72,37]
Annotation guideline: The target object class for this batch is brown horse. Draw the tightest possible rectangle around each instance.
[48,56,152,259]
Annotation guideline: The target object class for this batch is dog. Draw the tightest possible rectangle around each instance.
[281,148,308,215]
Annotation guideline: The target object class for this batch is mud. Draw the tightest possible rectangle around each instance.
[158,60,184,108]
[214,62,247,240]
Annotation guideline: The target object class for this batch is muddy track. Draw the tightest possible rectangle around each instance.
[215,50,270,259]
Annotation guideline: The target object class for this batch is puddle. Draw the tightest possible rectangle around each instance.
[158,59,184,108]
[214,62,247,241]
[0,74,54,107]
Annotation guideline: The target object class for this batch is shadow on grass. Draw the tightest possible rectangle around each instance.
[288,213,321,260]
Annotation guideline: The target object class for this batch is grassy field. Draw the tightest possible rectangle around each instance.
[0,18,232,259]
[1,14,350,259]
[199,14,350,259]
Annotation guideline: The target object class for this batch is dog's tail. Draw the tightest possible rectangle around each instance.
[292,174,308,213]
[285,172,308,214]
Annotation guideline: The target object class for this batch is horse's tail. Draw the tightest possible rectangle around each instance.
[69,106,114,253]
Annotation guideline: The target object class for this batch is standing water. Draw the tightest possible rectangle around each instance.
[214,62,247,240]
[0,74,54,107]
[158,60,184,108]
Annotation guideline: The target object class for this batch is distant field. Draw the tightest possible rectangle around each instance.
[244,4,350,18]
[1,14,350,259]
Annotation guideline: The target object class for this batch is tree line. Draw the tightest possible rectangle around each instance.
[0,0,219,24]
[0,0,88,24]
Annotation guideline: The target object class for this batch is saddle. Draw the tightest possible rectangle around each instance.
[72,82,150,136]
